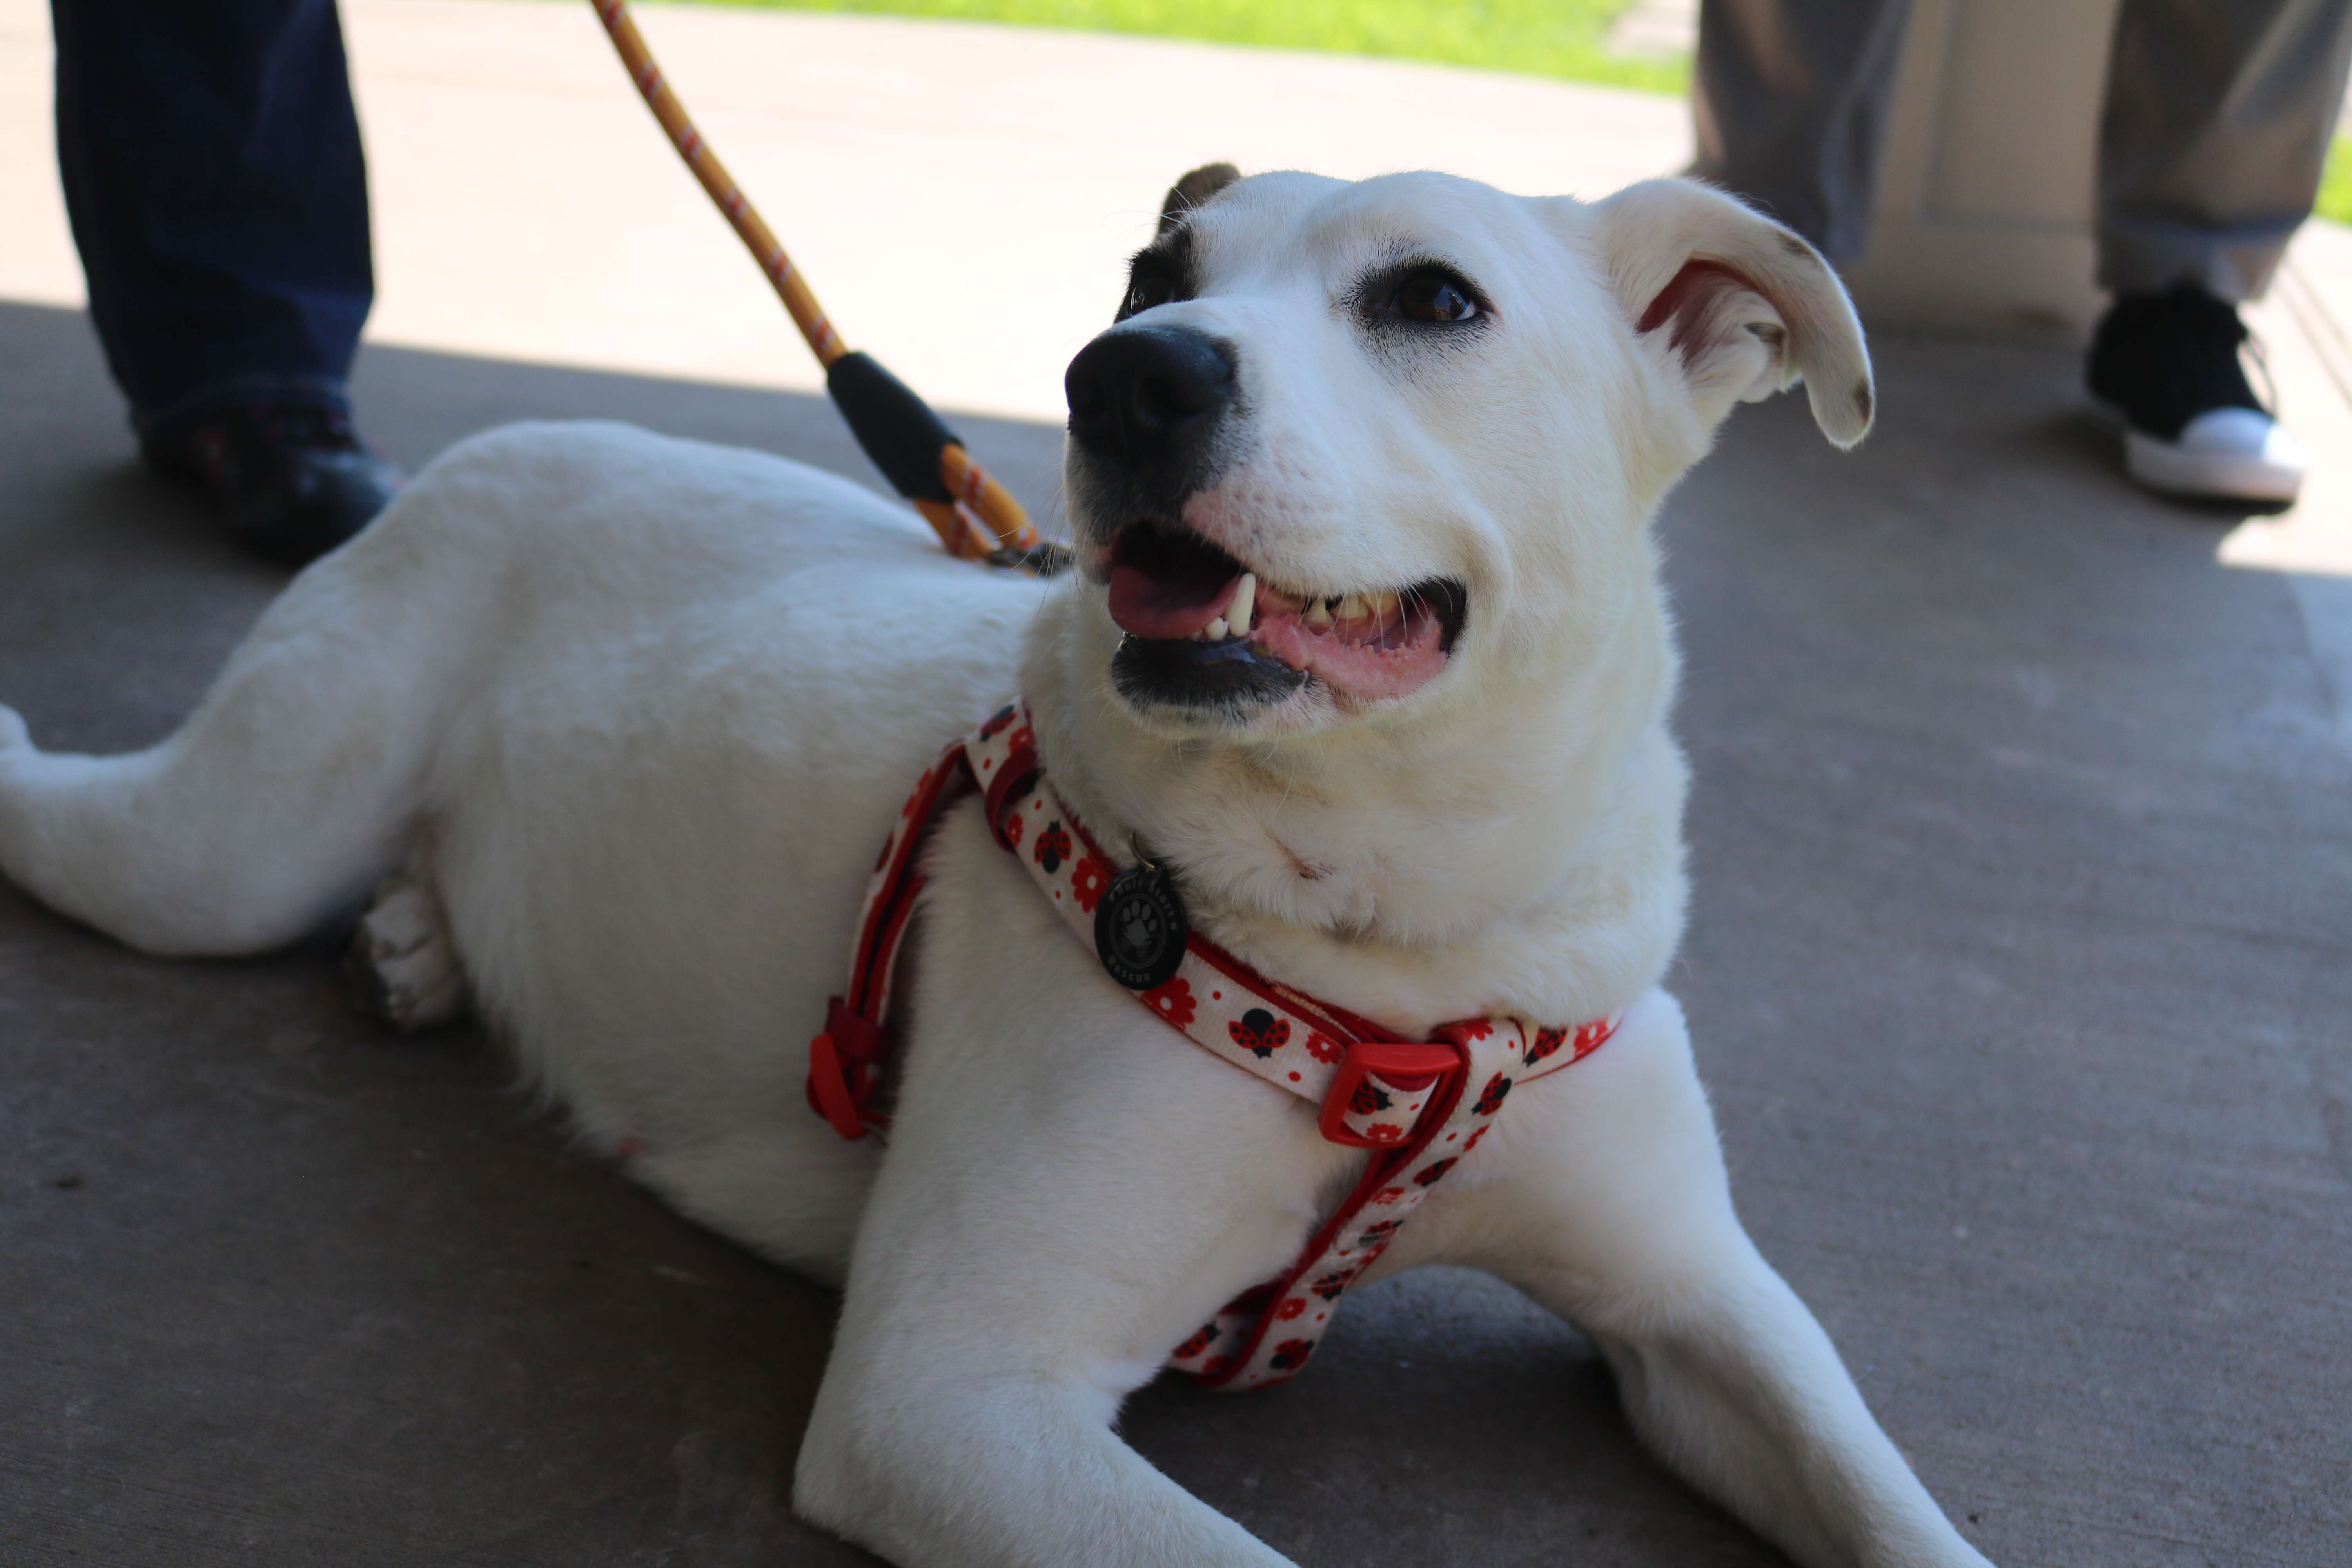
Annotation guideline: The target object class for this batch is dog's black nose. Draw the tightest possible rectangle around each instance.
[1065,325,1236,462]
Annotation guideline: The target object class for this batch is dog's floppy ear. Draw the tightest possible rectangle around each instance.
[1594,178,1873,448]
[1159,163,1241,237]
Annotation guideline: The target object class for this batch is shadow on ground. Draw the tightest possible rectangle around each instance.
[3,298,2348,1567]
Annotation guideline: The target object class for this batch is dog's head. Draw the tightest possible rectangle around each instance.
[1061,166,1870,738]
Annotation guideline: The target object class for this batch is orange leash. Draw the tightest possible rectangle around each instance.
[589,0,1052,568]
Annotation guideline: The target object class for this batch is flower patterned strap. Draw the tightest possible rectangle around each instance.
[807,698,1618,1390]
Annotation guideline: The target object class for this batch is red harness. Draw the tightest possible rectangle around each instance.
[807,699,1617,1390]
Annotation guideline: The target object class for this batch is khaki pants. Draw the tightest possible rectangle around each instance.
[1690,0,2352,300]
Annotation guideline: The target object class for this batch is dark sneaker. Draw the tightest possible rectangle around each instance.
[2085,285,2305,504]
[143,404,401,568]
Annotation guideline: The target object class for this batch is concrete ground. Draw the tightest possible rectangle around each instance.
[4,3,2351,1565]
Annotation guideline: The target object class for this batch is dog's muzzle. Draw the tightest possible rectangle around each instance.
[1063,322,1466,718]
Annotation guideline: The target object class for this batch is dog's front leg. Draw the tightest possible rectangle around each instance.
[795,806,1328,1568]
[1436,989,1994,1568]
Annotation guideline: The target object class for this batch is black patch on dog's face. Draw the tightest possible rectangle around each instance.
[1116,226,1200,323]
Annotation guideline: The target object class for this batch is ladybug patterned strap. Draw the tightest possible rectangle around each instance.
[806,699,1618,1390]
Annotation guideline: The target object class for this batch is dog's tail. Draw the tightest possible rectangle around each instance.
[0,429,534,957]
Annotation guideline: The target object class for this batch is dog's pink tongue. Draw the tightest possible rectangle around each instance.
[1107,562,1240,641]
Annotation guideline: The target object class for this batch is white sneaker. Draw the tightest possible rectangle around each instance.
[2085,285,2307,507]
[2121,406,2307,504]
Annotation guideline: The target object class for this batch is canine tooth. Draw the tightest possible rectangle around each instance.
[1229,573,1256,633]
[1306,597,1333,629]
[1369,588,1399,618]
[1334,593,1367,621]
[1205,617,1229,641]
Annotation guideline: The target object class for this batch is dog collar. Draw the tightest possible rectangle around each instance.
[808,698,1617,1390]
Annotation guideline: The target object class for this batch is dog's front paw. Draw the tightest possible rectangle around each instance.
[0,705,29,752]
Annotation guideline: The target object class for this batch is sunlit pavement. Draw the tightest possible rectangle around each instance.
[3,4,2348,1565]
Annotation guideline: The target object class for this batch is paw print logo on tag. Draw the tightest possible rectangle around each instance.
[1094,864,1189,991]
[1228,1007,1290,1058]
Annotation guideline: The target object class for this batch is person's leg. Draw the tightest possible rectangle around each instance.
[2097,0,2352,303]
[1688,0,1917,263]
[52,0,396,563]
[54,0,372,434]
[2085,0,2352,504]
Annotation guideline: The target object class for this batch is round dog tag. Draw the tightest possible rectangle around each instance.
[1094,864,1189,991]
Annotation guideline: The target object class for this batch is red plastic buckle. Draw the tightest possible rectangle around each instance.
[806,1032,869,1141]
[1318,1038,1462,1148]
[806,997,882,1142]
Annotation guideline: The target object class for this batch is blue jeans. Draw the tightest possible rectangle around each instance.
[52,0,373,442]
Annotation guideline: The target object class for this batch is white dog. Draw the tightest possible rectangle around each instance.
[0,167,1993,1568]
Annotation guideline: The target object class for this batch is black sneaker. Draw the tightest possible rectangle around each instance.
[143,403,401,568]
[2085,284,2304,504]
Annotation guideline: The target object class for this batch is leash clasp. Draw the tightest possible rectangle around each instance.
[1318,1038,1462,1149]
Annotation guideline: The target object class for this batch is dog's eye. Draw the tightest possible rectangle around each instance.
[1397,269,1479,323]
[1121,271,1178,320]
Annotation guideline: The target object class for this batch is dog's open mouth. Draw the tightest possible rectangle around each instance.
[1102,523,1466,711]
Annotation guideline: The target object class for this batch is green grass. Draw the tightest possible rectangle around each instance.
[663,0,1688,94]
[2320,136,2352,227]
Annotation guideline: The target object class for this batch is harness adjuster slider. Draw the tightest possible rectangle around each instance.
[1317,1038,1463,1149]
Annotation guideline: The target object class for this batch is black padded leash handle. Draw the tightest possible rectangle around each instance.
[826,350,959,505]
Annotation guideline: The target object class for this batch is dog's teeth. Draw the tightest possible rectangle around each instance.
[1306,597,1333,629]
[1334,593,1367,621]
[1205,617,1229,641]
[1369,588,1399,619]
[1229,573,1256,634]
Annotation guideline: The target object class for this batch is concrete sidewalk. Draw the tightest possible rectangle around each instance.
[4,4,2351,1566]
